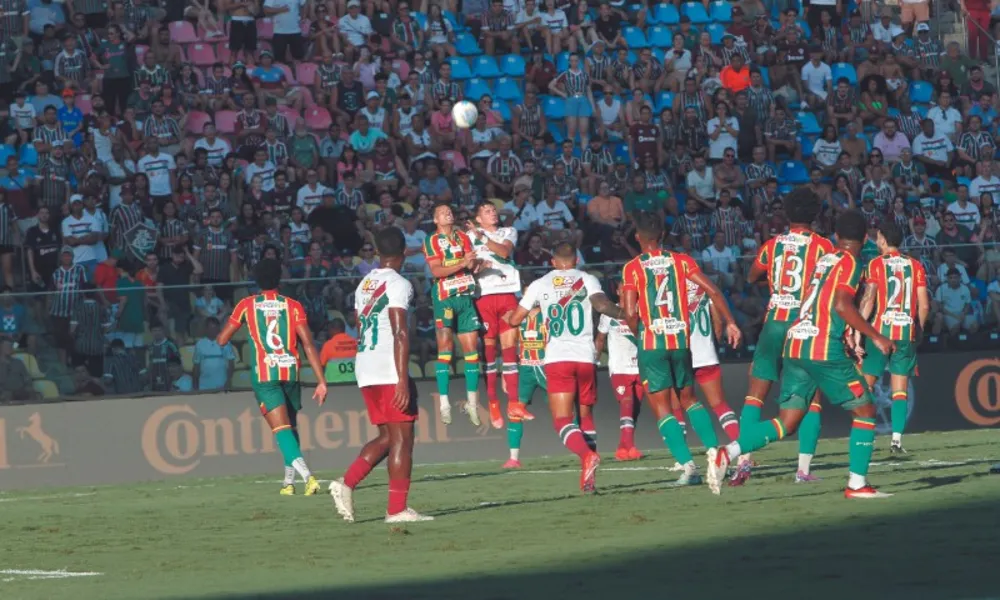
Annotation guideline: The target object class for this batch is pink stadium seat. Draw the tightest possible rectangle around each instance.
[275,63,296,85]
[192,65,206,87]
[76,94,93,115]
[196,24,228,43]
[295,62,317,86]
[187,43,217,67]
[169,21,199,44]
[440,150,466,170]
[392,59,410,81]
[257,18,274,40]
[299,86,316,108]
[303,106,331,130]
[217,45,231,64]
[214,110,238,134]
[186,111,213,134]
[278,106,299,126]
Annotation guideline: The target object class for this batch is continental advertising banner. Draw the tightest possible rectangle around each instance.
[0,352,996,490]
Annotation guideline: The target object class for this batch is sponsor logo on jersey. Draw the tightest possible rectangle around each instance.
[788,322,820,340]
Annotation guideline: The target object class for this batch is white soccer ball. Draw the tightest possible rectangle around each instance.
[452,100,479,129]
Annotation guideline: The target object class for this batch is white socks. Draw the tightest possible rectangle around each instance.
[798,453,813,475]
[848,472,867,490]
[510,448,520,460]
[891,433,902,444]
[291,457,311,481]
[725,441,742,461]
[283,466,295,486]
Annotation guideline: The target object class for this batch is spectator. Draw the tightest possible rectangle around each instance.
[69,283,105,378]
[702,231,739,289]
[320,318,358,365]
[110,261,147,349]
[937,211,979,269]
[932,268,978,335]
[193,209,239,304]
[103,338,144,395]
[147,323,180,393]
[192,317,236,391]
[873,119,911,163]
[0,338,36,403]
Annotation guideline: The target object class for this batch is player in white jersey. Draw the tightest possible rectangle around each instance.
[686,281,740,443]
[467,202,534,429]
[329,229,432,524]
[595,281,644,462]
[505,243,627,492]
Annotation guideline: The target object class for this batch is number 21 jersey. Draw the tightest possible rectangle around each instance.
[228,291,306,383]
[519,269,603,364]
[755,228,835,323]
[865,251,927,341]
[355,268,414,387]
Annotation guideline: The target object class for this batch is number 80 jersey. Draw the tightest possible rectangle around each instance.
[519,269,603,365]
[354,268,414,388]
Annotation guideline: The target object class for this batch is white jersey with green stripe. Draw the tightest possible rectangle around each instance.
[355,268,414,388]
[469,226,520,295]
[518,269,603,365]
[687,281,719,369]
[598,314,638,375]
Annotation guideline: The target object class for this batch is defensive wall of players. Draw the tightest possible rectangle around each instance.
[0,351,997,490]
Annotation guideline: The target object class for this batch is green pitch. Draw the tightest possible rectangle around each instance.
[0,430,996,600]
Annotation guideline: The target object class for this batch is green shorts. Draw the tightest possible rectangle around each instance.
[251,380,302,415]
[433,294,480,334]
[637,347,693,393]
[750,319,792,382]
[518,364,547,403]
[777,357,872,411]
[860,339,918,377]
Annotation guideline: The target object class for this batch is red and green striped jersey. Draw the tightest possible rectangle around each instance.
[755,228,836,323]
[784,250,862,361]
[519,310,547,367]
[228,291,306,383]
[865,251,928,341]
[621,249,700,350]
[422,229,477,302]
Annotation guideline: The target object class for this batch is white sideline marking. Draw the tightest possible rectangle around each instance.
[0,492,96,504]
[0,569,102,582]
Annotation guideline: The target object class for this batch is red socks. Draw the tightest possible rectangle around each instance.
[712,401,740,442]
[388,479,410,515]
[501,346,519,404]
[619,397,636,449]
[554,417,591,459]
[484,344,499,403]
[343,457,374,489]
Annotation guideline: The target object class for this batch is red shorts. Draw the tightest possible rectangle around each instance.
[545,361,597,405]
[361,380,418,425]
[475,293,518,338]
[694,363,722,385]
[610,374,642,402]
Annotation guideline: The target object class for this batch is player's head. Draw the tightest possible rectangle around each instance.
[329,318,346,334]
[633,211,664,247]
[432,202,454,227]
[834,209,867,249]
[254,258,282,291]
[877,220,904,251]
[474,201,499,227]
[782,187,822,227]
[375,226,406,270]
[551,242,577,270]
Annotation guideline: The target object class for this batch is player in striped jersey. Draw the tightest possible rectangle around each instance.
[857,221,930,455]
[621,212,742,493]
[505,244,627,492]
[713,210,895,499]
[422,203,483,427]
[216,259,327,496]
[468,201,532,430]
[595,282,643,461]
[330,228,433,523]
[503,281,548,469]
[730,188,834,486]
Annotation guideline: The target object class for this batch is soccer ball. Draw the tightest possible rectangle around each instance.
[452,100,479,129]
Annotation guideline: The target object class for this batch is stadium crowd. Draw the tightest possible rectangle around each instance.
[0,0,998,402]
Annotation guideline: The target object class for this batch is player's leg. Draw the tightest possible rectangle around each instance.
[505,365,538,468]
[330,385,395,521]
[433,298,456,424]
[280,401,300,493]
[577,363,599,456]
[696,364,739,442]
[457,295,484,426]
[795,394,823,482]
[886,341,916,453]
[499,302,530,421]
[384,421,433,521]
[649,388,701,484]
[257,381,315,495]
[667,387,687,435]
[673,351,718,451]
[743,321,787,428]
[477,296,502,426]
[546,362,599,492]
[612,374,636,460]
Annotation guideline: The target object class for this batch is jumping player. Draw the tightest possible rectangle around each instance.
[712,210,895,499]
[730,187,835,486]
[857,221,930,455]
[595,281,643,461]
[216,259,326,496]
[686,280,740,443]
[468,201,533,429]
[504,287,547,469]
[620,212,742,493]
[329,228,433,523]
[423,203,483,427]
[505,243,627,492]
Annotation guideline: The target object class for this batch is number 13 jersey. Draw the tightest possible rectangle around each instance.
[519,269,603,364]
[355,268,414,388]
[228,291,307,383]
[755,228,835,323]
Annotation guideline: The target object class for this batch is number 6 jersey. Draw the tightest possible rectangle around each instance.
[519,269,603,364]
[228,291,307,383]
[355,268,415,388]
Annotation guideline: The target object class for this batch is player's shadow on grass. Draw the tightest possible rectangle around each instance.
[207,497,998,600]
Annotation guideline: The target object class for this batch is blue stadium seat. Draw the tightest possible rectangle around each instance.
[455,33,482,56]
[799,133,815,158]
[542,96,566,119]
[651,48,665,62]
[710,1,732,22]
[464,78,493,100]
[412,11,427,30]
[909,81,933,104]
[447,56,473,80]
[655,90,675,113]
[779,160,809,184]
[760,66,770,87]
[614,142,629,160]
[626,50,639,65]
[495,77,523,103]
[957,176,972,187]
[501,54,526,77]
[473,55,501,78]
[797,111,821,135]
[914,105,929,118]
[623,26,648,48]
[18,144,38,167]
[831,63,857,85]
[548,121,566,143]
[556,52,570,72]
[443,10,465,32]
[681,2,711,23]
[494,100,513,122]
[706,23,726,44]
[797,20,811,39]
[650,3,680,24]
[647,25,673,48]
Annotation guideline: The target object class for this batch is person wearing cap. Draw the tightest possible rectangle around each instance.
[253,50,304,112]
[337,0,374,63]
[263,0,306,64]
[61,194,101,279]
[912,23,941,78]
[720,51,751,94]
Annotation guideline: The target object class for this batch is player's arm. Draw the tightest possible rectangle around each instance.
[590,292,626,321]
[746,240,771,285]
[594,331,607,358]
[506,280,539,328]
[709,301,723,341]
[426,251,476,279]
[916,266,931,333]
[621,289,638,335]
[858,281,877,321]
[834,287,892,354]
[216,304,244,346]
[389,306,410,410]
[295,318,328,406]
[688,269,741,347]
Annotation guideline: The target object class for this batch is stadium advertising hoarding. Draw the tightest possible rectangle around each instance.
[0,352,997,490]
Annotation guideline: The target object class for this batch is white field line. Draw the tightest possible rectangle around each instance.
[0,569,102,582]
[0,492,97,503]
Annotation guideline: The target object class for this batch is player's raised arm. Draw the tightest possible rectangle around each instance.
[687,266,741,348]
[389,306,410,410]
[295,316,328,406]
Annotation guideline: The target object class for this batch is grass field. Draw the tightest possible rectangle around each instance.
[0,429,997,600]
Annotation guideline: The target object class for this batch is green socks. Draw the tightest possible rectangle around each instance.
[891,391,907,435]
[658,415,693,464]
[848,418,876,476]
[798,405,822,456]
[737,418,787,455]
[685,402,719,448]
[741,395,763,429]
[507,420,523,450]
[435,358,451,397]
[464,353,480,394]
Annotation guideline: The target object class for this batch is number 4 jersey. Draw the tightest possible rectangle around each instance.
[621,249,701,350]
[354,268,415,388]
[519,269,603,364]
[755,228,836,323]
[865,250,927,341]
[228,291,307,383]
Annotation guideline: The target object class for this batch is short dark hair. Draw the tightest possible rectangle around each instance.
[553,242,576,260]
[634,210,664,242]
[946,268,961,277]
[254,258,283,290]
[782,187,822,225]
[879,220,904,248]
[835,209,867,243]
[375,227,406,258]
